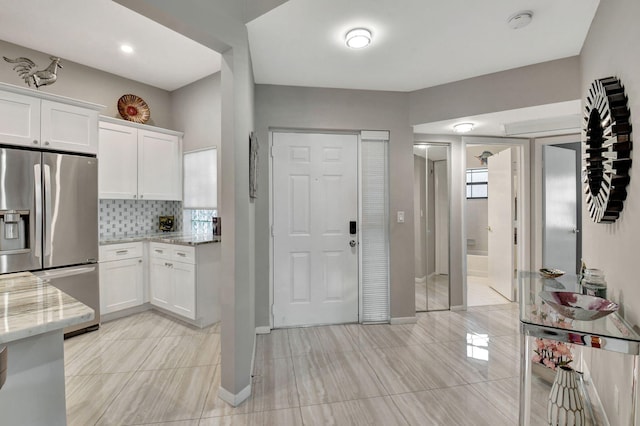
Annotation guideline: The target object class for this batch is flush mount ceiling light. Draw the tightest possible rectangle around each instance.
[120,44,134,54]
[507,10,533,30]
[453,123,474,133]
[345,28,372,49]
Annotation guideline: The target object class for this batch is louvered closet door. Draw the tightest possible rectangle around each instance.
[272,132,358,327]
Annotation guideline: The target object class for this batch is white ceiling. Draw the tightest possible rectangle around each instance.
[0,0,598,136]
[247,0,599,92]
[413,100,583,137]
[0,0,221,91]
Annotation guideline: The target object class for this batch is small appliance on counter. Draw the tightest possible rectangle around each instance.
[159,215,175,232]
[212,217,221,236]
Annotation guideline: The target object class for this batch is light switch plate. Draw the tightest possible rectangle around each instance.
[397,211,405,223]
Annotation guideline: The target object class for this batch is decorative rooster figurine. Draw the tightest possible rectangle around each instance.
[2,56,63,88]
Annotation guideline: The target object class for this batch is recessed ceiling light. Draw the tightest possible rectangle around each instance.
[507,11,533,30]
[345,28,371,49]
[120,44,134,54]
[453,123,474,133]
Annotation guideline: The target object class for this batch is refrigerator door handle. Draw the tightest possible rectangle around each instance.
[34,164,42,260]
[43,164,52,257]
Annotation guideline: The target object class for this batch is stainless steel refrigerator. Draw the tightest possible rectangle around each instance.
[0,146,99,334]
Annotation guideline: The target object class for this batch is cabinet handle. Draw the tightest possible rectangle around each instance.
[176,252,186,257]
[165,262,173,268]
[33,139,38,145]
[140,195,144,199]
[133,195,137,199]
[116,250,128,255]
[44,141,50,146]
[155,249,163,254]
[138,259,142,263]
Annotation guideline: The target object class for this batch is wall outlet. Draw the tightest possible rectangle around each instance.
[397,211,405,223]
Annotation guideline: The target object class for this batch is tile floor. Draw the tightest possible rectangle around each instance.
[415,274,511,312]
[64,306,552,425]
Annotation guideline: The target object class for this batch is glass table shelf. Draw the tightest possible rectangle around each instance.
[518,271,640,425]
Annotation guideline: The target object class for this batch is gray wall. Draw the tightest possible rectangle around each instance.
[171,73,222,152]
[409,56,582,125]
[254,84,415,325]
[580,0,640,423]
[0,39,173,128]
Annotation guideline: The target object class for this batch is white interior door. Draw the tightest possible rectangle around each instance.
[272,132,358,327]
[543,145,577,274]
[487,148,515,301]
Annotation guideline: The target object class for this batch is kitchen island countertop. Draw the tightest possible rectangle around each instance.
[100,231,221,246]
[0,272,94,344]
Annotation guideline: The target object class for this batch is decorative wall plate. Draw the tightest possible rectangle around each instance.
[583,77,632,223]
[117,94,150,124]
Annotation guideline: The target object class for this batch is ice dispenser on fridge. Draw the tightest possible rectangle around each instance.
[0,210,29,253]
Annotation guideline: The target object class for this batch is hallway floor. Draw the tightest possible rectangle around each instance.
[64,306,551,425]
[467,275,512,307]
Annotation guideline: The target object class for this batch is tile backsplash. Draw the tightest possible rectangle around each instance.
[99,199,183,238]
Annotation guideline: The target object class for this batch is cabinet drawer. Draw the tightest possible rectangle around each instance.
[100,242,143,261]
[172,246,195,264]
[149,242,172,260]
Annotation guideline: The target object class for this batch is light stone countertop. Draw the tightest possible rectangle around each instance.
[0,272,94,344]
[100,231,221,246]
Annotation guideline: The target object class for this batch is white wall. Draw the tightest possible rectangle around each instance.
[580,1,640,424]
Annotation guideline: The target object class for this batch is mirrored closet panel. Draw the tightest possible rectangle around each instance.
[413,143,450,312]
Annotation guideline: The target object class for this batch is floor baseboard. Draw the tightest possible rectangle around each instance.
[390,316,417,325]
[218,383,251,407]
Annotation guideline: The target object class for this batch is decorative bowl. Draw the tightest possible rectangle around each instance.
[539,268,565,279]
[117,94,150,124]
[539,291,618,321]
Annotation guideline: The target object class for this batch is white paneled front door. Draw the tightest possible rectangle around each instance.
[272,132,358,327]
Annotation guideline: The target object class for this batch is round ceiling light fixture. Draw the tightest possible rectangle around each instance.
[345,28,372,49]
[453,123,474,133]
[120,44,134,54]
[507,10,533,30]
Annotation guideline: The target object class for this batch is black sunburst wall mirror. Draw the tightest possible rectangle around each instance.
[583,76,632,223]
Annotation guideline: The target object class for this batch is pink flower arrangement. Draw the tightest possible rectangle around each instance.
[533,338,573,370]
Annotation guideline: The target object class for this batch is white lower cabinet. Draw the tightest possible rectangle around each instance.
[149,243,196,320]
[99,240,219,326]
[99,243,144,315]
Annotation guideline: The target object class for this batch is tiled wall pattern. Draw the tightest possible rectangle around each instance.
[99,200,183,238]
[189,209,218,234]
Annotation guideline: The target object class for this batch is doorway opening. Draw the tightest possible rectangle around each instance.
[414,143,450,312]
[465,142,523,307]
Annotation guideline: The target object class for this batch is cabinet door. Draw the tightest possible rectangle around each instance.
[138,130,182,201]
[0,91,40,148]
[41,100,98,154]
[172,261,196,320]
[98,121,138,199]
[100,258,144,314]
[149,257,172,310]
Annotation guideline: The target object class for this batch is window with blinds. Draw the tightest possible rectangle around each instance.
[360,133,390,323]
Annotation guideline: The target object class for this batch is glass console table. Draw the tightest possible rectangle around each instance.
[519,271,640,425]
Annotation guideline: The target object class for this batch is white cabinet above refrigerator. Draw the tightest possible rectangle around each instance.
[0,82,102,154]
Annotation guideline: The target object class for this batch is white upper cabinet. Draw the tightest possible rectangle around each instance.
[0,91,40,147]
[0,83,101,154]
[98,117,183,201]
[99,121,138,199]
[41,100,98,154]
[138,129,182,201]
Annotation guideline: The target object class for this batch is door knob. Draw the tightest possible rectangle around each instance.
[349,240,356,248]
